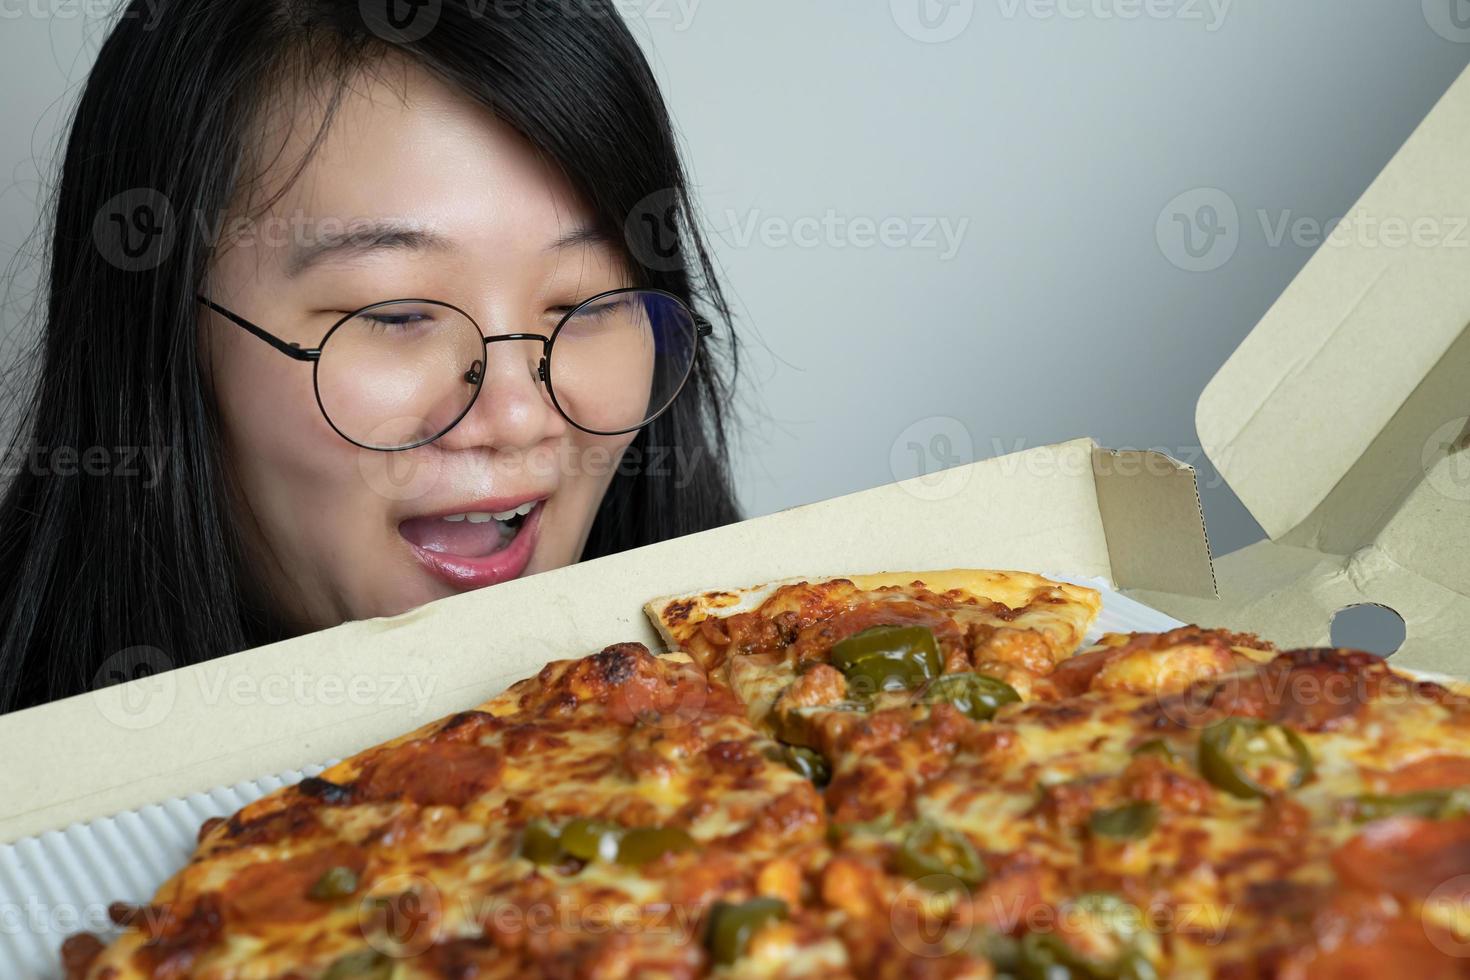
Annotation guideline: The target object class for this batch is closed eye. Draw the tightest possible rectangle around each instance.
[361,313,430,326]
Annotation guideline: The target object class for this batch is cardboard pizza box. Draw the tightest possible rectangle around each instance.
[0,71,1467,853]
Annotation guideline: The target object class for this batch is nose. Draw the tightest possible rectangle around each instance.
[434,334,565,453]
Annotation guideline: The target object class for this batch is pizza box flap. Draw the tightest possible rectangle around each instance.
[0,437,1212,843]
[1148,65,1470,674]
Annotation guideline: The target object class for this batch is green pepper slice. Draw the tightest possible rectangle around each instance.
[894,819,987,889]
[828,626,943,694]
[519,818,563,865]
[1088,801,1159,841]
[705,896,789,965]
[558,818,624,862]
[772,700,868,748]
[826,811,897,844]
[307,865,360,901]
[1017,931,1157,980]
[321,949,393,980]
[1354,787,1470,822]
[616,826,696,866]
[1130,739,1180,763]
[1197,717,1313,800]
[1070,892,1146,947]
[780,745,831,787]
[922,672,1021,721]
[1016,894,1157,980]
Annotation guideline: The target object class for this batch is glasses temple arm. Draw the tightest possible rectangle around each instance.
[196,295,319,361]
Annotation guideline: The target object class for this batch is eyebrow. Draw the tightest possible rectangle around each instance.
[285,221,452,278]
[546,226,615,252]
[283,221,614,277]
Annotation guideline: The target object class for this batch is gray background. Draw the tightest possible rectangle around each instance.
[2,0,1468,570]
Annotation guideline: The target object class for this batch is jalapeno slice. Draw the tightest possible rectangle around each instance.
[522,819,695,867]
[781,745,831,787]
[922,672,1021,722]
[558,818,624,862]
[616,826,696,866]
[773,700,868,748]
[1130,739,1180,763]
[321,949,393,980]
[828,625,943,694]
[894,819,987,889]
[519,818,563,865]
[827,811,897,843]
[1017,928,1157,979]
[1354,787,1470,823]
[1015,894,1157,980]
[1019,932,1092,979]
[1088,801,1159,841]
[307,865,360,901]
[1197,717,1313,800]
[705,897,789,965]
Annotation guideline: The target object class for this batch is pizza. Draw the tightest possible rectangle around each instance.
[63,643,833,979]
[63,570,1470,979]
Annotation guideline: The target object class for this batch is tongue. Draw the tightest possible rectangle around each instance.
[399,517,512,558]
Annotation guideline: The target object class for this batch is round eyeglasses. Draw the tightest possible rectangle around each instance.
[197,287,712,451]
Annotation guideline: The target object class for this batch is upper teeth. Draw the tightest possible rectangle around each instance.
[442,501,537,524]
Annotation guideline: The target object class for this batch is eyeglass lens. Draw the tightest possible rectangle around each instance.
[312,290,700,450]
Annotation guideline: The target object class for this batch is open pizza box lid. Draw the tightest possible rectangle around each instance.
[1128,64,1470,673]
[1,75,1468,862]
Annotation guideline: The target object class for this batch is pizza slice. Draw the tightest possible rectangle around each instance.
[644,570,1102,776]
[64,643,839,979]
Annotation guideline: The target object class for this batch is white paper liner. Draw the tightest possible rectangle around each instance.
[0,575,1181,979]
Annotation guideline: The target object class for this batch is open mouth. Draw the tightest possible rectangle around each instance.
[398,500,539,558]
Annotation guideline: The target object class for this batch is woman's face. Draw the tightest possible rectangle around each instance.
[202,59,640,630]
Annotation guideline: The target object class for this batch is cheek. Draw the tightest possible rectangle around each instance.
[572,432,637,499]
[209,339,381,590]
[536,432,637,562]
[213,345,342,486]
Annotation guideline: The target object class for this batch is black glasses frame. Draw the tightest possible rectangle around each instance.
[196,286,712,451]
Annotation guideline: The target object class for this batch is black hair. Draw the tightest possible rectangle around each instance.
[0,0,741,714]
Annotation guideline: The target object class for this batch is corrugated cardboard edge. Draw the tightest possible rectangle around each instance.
[1092,448,1216,599]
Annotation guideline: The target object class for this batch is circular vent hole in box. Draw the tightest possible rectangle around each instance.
[1329,603,1406,658]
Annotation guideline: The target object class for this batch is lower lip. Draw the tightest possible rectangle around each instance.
[403,503,543,591]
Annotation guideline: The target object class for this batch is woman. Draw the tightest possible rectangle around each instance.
[0,1,741,714]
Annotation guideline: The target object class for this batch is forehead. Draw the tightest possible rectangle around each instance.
[235,55,594,257]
